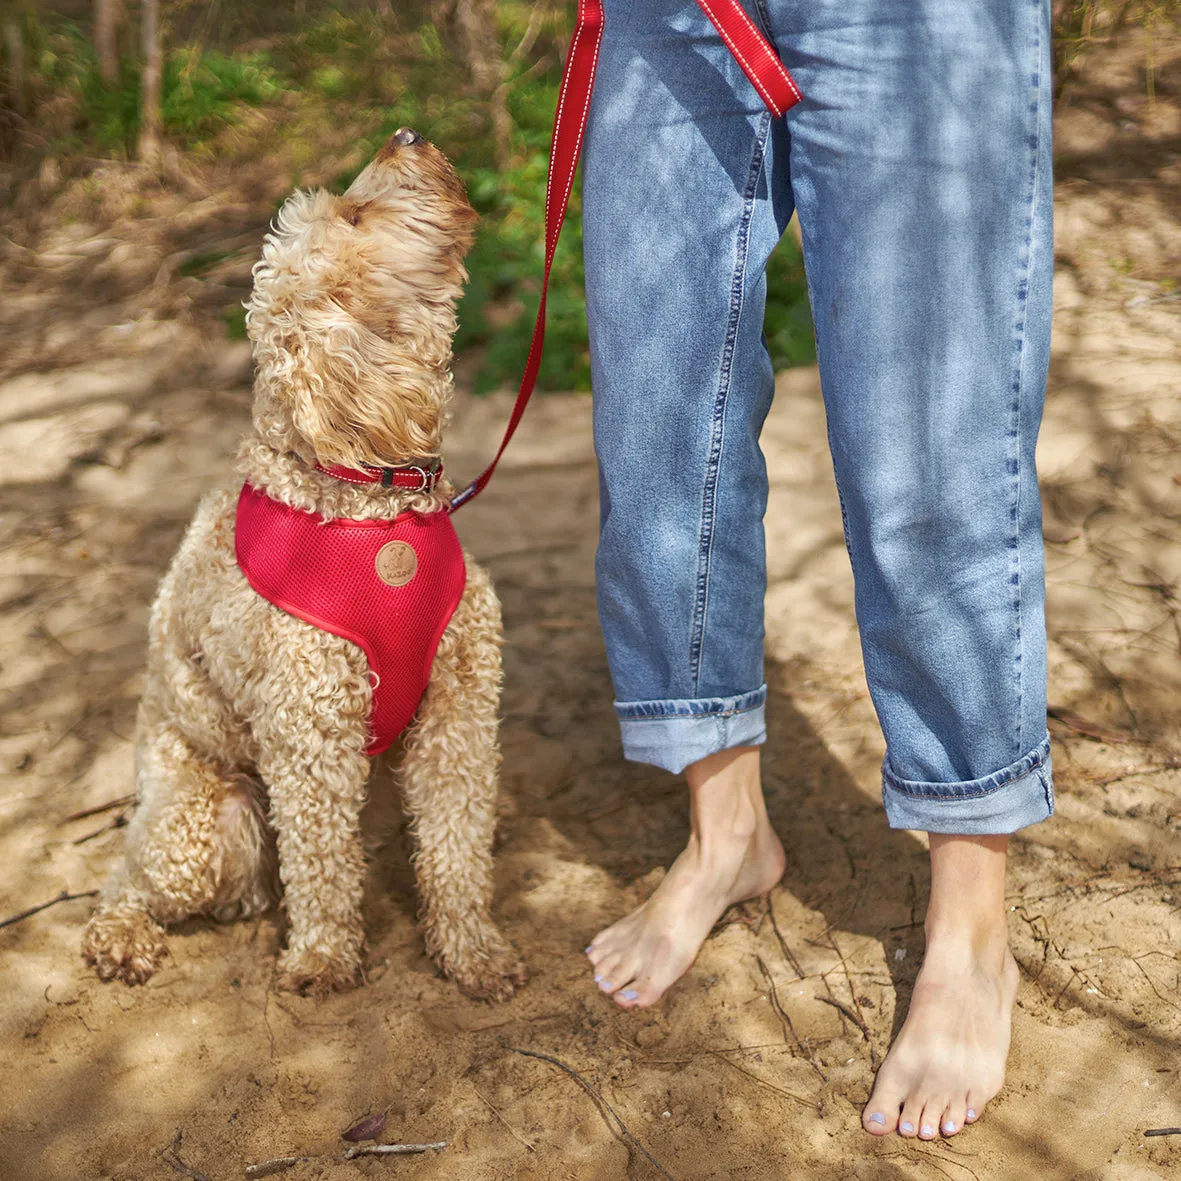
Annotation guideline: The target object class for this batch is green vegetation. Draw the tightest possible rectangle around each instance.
[21,1,1171,389]
[20,18,278,152]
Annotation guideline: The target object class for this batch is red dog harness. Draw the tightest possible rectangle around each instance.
[234,5,794,755]
[235,482,466,755]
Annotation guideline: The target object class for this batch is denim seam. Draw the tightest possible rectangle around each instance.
[618,689,765,718]
[688,112,771,695]
[883,735,1051,800]
[1007,0,1046,761]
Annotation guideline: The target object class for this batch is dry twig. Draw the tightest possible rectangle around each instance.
[244,1142,447,1177]
[0,889,98,931]
[474,1085,536,1152]
[61,793,136,823]
[1047,705,1135,743]
[756,956,826,1081]
[706,1048,819,1110]
[72,813,129,845]
[511,1048,677,1180]
[244,1158,304,1178]
[162,1130,211,1181]
[768,896,805,978]
[826,932,880,1068]
[343,1142,448,1158]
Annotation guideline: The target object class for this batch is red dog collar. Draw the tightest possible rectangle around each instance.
[316,459,444,491]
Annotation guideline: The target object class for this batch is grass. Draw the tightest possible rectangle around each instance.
[23,17,280,153]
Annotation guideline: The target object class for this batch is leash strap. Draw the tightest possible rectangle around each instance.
[451,0,800,510]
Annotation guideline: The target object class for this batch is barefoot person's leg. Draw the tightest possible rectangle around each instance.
[581,0,796,1007]
[586,747,785,1008]
[863,835,1019,1137]
[763,0,1055,1136]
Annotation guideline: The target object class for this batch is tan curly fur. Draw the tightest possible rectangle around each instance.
[83,132,525,1001]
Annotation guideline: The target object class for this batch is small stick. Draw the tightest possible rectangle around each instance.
[162,1130,211,1181]
[826,933,880,1068]
[756,956,827,1082]
[342,1142,448,1159]
[72,813,129,845]
[768,897,805,979]
[511,1048,677,1181]
[243,1142,447,1177]
[244,1157,304,1178]
[62,794,136,824]
[706,1049,819,1110]
[816,995,873,1042]
[474,1086,536,1152]
[1145,1128,1181,1137]
[0,889,98,931]
[1047,705,1134,744]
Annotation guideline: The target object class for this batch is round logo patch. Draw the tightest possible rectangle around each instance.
[375,540,418,587]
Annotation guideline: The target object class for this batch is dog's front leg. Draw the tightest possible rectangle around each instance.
[400,558,526,1001]
[253,658,372,996]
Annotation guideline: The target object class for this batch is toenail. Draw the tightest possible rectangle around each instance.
[621,989,638,1001]
[900,1122,914,1134]
[921,1125,935,1137]
[585,945,593,953]
[593,974,602,984]
[600,980,612,991]
[867,1113,885,1126]
[966,1108,977,1121]
[943,1121,956,1134]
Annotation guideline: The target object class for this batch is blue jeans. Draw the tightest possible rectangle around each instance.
[582,0,1055,834]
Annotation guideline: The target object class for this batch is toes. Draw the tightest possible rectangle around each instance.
[862,1107,897,1136]
[897,1098,923,1139]
[964,1090,984,1124]
[613,973,664,1009]
[592,964,628,997]
[941,1095,969,1138]
[916,1100,948,1140]
[586,935,610,972]
[605,961,642,1003]
[862,1085,903,1136]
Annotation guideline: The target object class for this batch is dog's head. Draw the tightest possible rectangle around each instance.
[246,129,478,468]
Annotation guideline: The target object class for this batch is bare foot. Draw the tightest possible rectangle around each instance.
[863,833,1017,1138]
[585,747,785,1008]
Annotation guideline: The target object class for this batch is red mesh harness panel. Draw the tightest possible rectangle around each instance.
[234,483,467,755]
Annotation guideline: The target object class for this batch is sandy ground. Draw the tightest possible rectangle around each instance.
[1,27,1180,1181]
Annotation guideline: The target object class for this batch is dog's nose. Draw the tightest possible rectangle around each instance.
[393,127,422,147]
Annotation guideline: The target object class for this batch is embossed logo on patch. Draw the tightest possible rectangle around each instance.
[375,540,417,587]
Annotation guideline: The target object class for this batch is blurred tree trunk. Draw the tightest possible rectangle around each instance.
[137,0,161,163]
[94,0,122,85]
[3,12,25,117]
[454,0,511,171]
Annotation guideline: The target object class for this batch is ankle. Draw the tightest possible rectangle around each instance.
[689,801,760,860]
[922,909,1010,967]
[686,746,765,847]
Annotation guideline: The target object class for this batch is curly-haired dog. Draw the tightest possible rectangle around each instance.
[83,129,525,1000]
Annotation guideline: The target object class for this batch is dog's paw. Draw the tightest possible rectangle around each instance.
[449,936,527,1003]
[275,947,362,997]
[83,907,168,985]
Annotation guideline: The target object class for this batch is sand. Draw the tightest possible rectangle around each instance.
[1,24,1179,1181]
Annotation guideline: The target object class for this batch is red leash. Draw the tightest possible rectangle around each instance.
[450,0,800,510]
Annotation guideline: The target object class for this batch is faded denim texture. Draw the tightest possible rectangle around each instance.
[582,0,1055,833]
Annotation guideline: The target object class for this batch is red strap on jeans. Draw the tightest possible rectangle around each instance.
[451,0,800,510]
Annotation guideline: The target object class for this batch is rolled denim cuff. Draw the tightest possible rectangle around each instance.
[881,734,1054,835]
[616,686,767,775]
